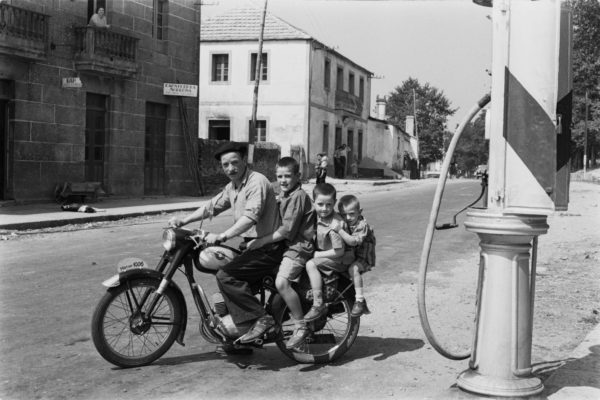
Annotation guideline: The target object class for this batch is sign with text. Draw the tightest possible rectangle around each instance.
[62,77,82,88]
[163,83,198,97]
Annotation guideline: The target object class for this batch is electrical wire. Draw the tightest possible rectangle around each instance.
[417,93,490,360]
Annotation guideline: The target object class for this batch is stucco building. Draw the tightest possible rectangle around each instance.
[199,8,372,177]
[0,0,200,201]
[365,96,418,178]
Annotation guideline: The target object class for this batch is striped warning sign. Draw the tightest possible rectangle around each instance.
[488,0,571,215]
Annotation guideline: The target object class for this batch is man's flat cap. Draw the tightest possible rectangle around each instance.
[214,141,248,160]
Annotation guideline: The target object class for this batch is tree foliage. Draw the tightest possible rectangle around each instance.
[453,111,488,176]
[385,77,456,167]
[571,0,600,168]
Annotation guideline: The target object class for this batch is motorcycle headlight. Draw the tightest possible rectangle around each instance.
[162,229,177,251]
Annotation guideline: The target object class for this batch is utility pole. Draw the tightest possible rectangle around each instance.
[250,0,268,143]
[584,90,588,176]
[413,88,420,177]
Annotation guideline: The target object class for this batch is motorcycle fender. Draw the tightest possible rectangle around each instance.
[103,268,188,346]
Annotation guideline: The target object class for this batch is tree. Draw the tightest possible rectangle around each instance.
[571,0,600,169]
[453,111,488,176]
[385,77,456,168]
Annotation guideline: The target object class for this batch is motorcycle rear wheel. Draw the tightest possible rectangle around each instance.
[91,278,183,368]
[274,289,360,364]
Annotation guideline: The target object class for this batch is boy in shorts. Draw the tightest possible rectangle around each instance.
[334,194,376,317]
[247,157,316,349]
[303,183,346,322]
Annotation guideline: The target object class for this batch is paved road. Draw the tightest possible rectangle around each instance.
[0,180,483,400]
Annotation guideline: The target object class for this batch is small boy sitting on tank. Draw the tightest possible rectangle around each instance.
[333,194,376,317]
[303,183,346,324]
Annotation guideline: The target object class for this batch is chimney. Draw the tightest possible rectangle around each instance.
[376,95,387,120]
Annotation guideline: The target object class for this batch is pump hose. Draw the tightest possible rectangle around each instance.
[417,93,491,360]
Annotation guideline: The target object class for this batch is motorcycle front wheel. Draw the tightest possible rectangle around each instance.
[274,289,360,364]
[91,278,183,368]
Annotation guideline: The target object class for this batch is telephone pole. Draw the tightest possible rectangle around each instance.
[413,88,420,177]
[584,90,588,176]
[250,0,268,142]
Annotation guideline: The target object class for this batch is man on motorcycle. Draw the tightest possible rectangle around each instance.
[168,141,283,347]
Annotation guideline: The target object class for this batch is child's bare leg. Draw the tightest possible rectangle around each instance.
[350,263,364,301]
[305,260,323,306]
[275,276,304,323]
[350,262,370,316]
[304,260,327,322]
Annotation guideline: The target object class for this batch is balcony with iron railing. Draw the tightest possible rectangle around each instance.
[0,3,49,61]
[73,26,139,78]
[335,90,364,116]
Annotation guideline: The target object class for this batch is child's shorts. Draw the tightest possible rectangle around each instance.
[311,257,346,276]
[277,257,305,282]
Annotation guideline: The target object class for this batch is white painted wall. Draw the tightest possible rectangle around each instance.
[365,119,415,171]
[198,39,373,168]
[198,40,310,156]
[366,119,394,167]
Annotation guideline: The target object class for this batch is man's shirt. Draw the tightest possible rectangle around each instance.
[209,169,280,239]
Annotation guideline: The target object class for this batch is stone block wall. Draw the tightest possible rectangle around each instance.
[0,0,199,201]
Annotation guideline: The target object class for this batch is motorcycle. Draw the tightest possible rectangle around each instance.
[91,227,360,368]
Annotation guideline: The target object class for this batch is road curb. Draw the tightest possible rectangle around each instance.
[0,206,199,231]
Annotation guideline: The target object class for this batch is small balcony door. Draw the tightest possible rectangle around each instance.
[144,102,167,195]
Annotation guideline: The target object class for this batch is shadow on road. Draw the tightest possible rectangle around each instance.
[352,336,425,360]
[540,345,600,398]
[138,336,425,372]
[151,346,298,371]
[297,336,425,372]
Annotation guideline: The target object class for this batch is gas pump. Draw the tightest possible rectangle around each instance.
[418,0,572,397]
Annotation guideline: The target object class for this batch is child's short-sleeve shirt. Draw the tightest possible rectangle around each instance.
[315,213,345,258]
[344,216,376,267]
[277,184,315,262]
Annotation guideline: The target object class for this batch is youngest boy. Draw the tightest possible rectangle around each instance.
[245,157,316,349]
[335,194,376,317]
[303,183,346,323]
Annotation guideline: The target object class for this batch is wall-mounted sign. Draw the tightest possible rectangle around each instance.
[163,83,198,97]
[62,77,82,88]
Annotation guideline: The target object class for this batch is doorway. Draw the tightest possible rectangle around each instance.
[85,93,107,183]
[145,102,167,195]
[0,100,8,200]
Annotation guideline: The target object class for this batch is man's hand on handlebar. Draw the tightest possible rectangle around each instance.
[205,232,226,245]
[168,217,185,228]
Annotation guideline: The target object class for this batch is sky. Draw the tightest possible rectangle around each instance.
[201,0,493,130]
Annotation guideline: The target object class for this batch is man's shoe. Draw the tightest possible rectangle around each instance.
[303,304,328,322]
[286,326,310,349]
[351,300,371,317]
[236,314,275,343]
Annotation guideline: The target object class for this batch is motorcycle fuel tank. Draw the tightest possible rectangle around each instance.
[198,246,238,271]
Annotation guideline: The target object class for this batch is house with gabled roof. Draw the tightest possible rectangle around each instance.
[199,8,373,177]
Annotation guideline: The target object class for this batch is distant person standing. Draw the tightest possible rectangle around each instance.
[316,153,329,184]
[333,147,342,179]
[351,154,359,179]
[89,7,110,28]
[339,144,350,178]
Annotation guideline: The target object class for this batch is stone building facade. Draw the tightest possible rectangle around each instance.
[0,0,200,201]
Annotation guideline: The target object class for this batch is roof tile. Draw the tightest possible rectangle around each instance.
[201,8,312,41]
